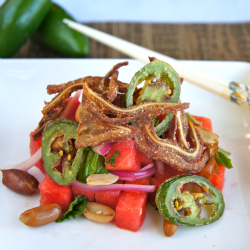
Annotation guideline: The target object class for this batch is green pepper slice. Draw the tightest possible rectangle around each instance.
[0,0,52,58]
[41,118,84,186]
[124,59,181,134]
[156,174,225,226]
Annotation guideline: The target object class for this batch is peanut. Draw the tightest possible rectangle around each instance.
[163,219,178,237]
[83,202,115,223]
[19,203,62,227]
[1,169,39,195]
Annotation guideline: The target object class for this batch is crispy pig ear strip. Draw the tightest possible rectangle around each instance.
[97,61,128,93]
[175,109,190,149]
[84,81,189,124]
[33,83,85,140]
[87,101,189,125]
[46,76,103,95]
[134,117,209,172]
[107,70,119,102]
[75,99,137,148]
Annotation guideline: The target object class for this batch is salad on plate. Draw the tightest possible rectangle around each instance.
[1,58,233,237]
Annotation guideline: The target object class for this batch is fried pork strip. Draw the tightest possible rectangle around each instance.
[134,117,210,172]
[83,80,190,124]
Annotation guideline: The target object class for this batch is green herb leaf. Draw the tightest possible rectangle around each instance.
[215,147,233,169]
[185,112,203,126]
[56,195,89,223]
[105,151,120,166]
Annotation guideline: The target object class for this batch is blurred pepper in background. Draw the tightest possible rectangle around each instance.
[0,0,90,58]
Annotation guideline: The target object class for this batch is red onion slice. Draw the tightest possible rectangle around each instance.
[92,143,112,156]
[140,163,154,171]
[71,180,156,192]
[61,90,82,119]
[4,148,42,171]
[109,163,155,181]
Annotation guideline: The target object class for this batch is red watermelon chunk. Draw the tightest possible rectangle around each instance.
[39,175,72,212]
[125,176,151,186]
[105,139,141,172]
[116,191,147,232]
[207,163,225,191]
[148,169,174,204]
[95,190,121,210]
[29,130,45,173]
[138,151,153,167]
[193,115,213,131]
[72,186,95,202]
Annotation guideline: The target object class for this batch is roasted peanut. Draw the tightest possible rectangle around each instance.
[86,173,119,186]
[163,219,178,237]
[83,202,115,223]
[19,203,62,227]
[1,169,39,195]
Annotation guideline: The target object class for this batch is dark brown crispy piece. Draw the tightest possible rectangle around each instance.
[46,77,102,95]
[97,61,128,93]
[75,98,137,148]
[33,62,131,140]
[107,70,119,102]
[83,80,190,124]
[134,117,209,172]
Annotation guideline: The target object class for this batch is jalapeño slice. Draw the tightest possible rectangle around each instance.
[156,174,225,226]
[41,118,84,186]
[124,59,181,134]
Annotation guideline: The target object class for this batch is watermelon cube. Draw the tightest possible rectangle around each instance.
[39,175,72,212]
[138,151,153,167]
[72,186,95,202]
[116,191,147,232]
[105,139,141,172]
[207,163,225,191]
[125,176,151,186]
[193,115,213,131]
[95,190,121,210]
[29,130,45,173]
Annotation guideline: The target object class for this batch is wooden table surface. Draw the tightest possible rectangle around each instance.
[14,22,250,62]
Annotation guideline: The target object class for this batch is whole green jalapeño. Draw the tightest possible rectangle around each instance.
[156,174,225,226]
[41,118,84,185]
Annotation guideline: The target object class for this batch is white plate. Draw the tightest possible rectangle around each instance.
[0,59,250,250]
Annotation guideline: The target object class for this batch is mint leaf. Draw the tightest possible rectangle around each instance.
[105,151,120,166]
[185,112,203,126]
[56,195,89,223]
[215,147,233,169]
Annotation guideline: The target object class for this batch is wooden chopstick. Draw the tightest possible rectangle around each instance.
[63,19,250,110]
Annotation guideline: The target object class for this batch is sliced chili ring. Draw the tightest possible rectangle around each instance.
[41,118,84,185]
[124,59,181,134]
[156,174,225,226]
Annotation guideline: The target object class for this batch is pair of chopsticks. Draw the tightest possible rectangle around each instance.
[63,19,250,110]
